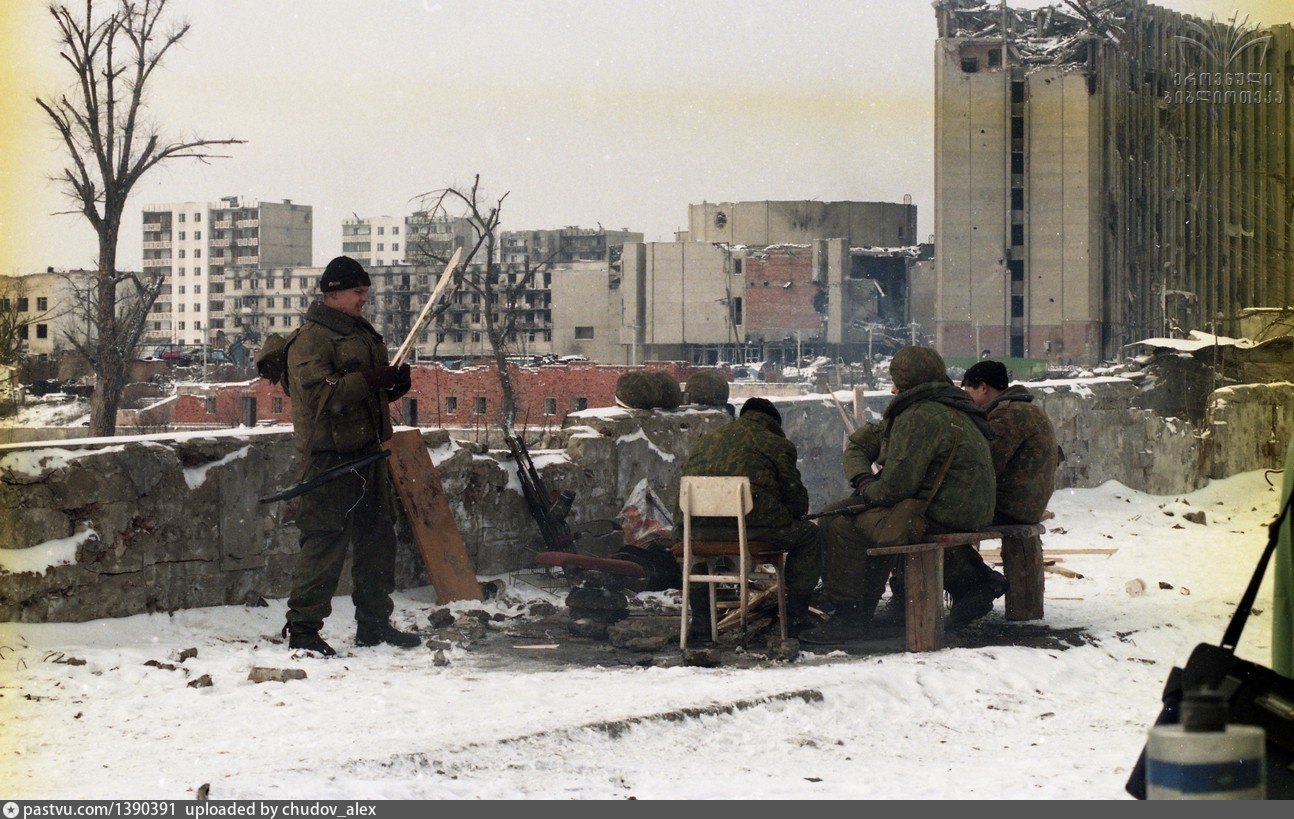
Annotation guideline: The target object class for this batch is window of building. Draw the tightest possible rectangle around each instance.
[377,227,384,235]
[1011,152,1024,174]
[193,302,202,312]
[571,397,588,412]
[194,320,202,330]
[574,326,594,340]
[1011,115,1024,140]
[179,321,186,330]
[178,267,186,276]
[1011,188,1024,210]
[195,230,201,240]
[445,396,457,413]
[299,296,307,308]
[194,249,201,258]
[474,397,487,415]
[269,316,276,327]
[179,285,186,295]
[194,213,201,222]
[17,297,28,312]
[731,297,743,326]
[1008,259,1024,282]
[272,397,283,414]
[36,324,47,339]
[452,332,463,343]
[961,55,978,73]
[472,332,481,343]
[179,213,186,222]
[195,266,201,275]
[205,396,216,414]
[267,297,275,308]
[153,321,161,331]
[1011,294,1024,319]
[178,249,186,259]
[544,397,557,415]
[1011,81,1025,104]
[377,243,384,251]
[178,231,186,240]
[178,303,185,312]
[18,325,28,340]
[392,226,399,235]
[1011,224,1025,246]
[36,297,48,311]
[194,285,202,294]
[392,243,399,252]
[988,48,1002,69]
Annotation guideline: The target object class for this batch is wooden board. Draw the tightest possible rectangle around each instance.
[385,428,483,603]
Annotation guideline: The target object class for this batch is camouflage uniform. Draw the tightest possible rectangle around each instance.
[285,302,404,632]
[823,349,996,608]
[674,410,821,600]
[984,385,1059,524]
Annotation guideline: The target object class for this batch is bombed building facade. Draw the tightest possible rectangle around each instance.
[934,0,1294,365]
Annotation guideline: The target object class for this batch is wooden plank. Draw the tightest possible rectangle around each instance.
[386,428,483,604]
[905,549,944,652]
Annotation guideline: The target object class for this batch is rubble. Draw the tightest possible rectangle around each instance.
[247,667,306,684]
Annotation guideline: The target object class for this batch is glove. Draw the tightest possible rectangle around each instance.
[362,364,405,392]
[850,473,876,496]
[387,364,412,401]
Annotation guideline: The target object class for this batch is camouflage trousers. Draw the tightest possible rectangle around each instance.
[823,501,993,606]
[685,520,822,600]
[286,448,398,631]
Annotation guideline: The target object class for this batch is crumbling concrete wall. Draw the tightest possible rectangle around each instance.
[1,379,1264,623]
[1202,382,1294,478]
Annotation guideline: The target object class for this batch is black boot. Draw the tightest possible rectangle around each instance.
[783,594,815,638]
[355,620,422,649]
[282,622,336,657]
[799,602,874,645]
[949,572,1009,626]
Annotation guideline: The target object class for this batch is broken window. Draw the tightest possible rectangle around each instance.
[1011,225,1025,246]
[474,397,487,415]
[574,326,594,340]
[544,397,557,415]
[572,397,588,411]
[962,56,979,73]
[445,396,457,413]
[988,49,1002,69]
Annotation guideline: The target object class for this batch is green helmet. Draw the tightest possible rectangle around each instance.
[686,370,730,406]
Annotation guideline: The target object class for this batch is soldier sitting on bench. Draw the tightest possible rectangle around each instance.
[801,347,1000,645]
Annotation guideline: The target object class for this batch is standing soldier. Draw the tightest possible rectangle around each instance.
[961,360,1061,525]
[280,256,419,656]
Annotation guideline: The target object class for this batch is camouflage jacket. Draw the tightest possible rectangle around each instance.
[676,411,810,532]
[985,385,1059,524]
[855,382,995,531]
[287,302,392,455]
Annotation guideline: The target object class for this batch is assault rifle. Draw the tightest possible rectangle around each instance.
[802,501,872,522]
[259,449,392,504]
[503,429,575,551]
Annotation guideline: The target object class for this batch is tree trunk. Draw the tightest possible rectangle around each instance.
[89,229,122,437]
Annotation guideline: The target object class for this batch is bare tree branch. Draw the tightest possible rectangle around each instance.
[36,0,241,435]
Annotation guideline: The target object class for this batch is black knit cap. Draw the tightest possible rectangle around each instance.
[739,396,782,427]
[962,360,1010,391]
[320,256,371,292]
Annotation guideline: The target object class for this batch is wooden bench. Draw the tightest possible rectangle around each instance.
[866,523,1045,652]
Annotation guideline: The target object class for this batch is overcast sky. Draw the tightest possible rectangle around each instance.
[0,0,1286,274]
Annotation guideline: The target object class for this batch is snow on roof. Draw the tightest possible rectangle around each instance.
[1126,330,1256,352]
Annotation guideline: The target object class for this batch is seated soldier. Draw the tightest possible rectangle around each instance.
[675,397,821,636]
[801,346,1000,645]
[961,360,1061,525]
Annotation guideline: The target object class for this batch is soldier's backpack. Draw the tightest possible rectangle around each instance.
[254,328,303,395]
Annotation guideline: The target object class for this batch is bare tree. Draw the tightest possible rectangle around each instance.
[412,176,555,434]
[37,0,243,435]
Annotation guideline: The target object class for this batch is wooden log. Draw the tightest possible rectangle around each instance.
[905,549,944,652]
[1044,565,1084,579]
[385,429,483,604]
[1002,532,1044,621]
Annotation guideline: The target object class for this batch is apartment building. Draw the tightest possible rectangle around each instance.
[141,196,312,347]
[933,0,1294,364]
[341,212,475,267]
[500,226,643,265]
[0,270,99,357]
[679,200,917,247]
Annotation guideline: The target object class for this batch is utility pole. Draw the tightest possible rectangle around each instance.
[974,322,982,357]
[910,321,919,346]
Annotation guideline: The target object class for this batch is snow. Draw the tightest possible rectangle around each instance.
[183,445,252,490]
[0,524,97,576]
[616,428,676,462]
[0,443,130,479]
[0,470,1282,799]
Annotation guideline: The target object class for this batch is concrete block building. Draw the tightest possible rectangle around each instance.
[933,0,1294,364]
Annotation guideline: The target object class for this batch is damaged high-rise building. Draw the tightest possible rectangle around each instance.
[934,0,1293,364]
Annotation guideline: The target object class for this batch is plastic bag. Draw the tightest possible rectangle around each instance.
[619,478,674,547]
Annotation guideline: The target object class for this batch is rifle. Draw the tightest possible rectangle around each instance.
[259,449,392,504]
[803,500,872,521]
[503,429,575,551]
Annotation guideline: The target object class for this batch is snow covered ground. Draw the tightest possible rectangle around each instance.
[2,395,91,430]
[0,470,1282,799]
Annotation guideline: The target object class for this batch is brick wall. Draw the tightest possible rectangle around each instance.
[173,361,732,428]
[743,246,824,338]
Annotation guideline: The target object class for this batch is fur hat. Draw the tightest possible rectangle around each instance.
[962,360,1010,391]
[320,256,371,292]
[890,346,949,391]
[739,396,782,427]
